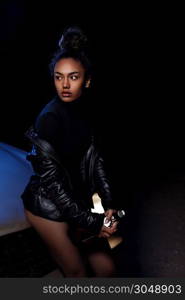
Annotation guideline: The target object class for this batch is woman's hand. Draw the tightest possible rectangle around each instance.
[98,221,118,238]
[104,209,117,221]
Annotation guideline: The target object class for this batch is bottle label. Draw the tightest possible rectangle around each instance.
[103,217,112,227]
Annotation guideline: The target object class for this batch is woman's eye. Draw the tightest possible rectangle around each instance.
[71,75,78,80]
[55,75,62,80]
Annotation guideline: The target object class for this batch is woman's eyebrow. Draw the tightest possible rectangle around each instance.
[54,71,80,75]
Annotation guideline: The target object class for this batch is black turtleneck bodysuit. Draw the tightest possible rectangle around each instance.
[34,95,93,206]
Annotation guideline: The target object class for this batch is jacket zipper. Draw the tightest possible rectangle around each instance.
[89,145,98,193]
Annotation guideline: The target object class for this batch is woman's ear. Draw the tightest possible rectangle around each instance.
[85,79,91,88]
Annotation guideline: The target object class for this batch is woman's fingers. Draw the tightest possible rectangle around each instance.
[98,231,110,238]
[111,221,118,231]
[104,209,117,220]
[103,232,111,238]
[99,220,118,238]
[103,224,117,235]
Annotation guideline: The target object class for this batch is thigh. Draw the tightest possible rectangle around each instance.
[25,209,87,277]
[84,238,116,277]
[88,253,116,277]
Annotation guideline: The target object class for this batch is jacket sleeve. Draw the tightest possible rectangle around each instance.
[27,144,104,234]
[94,150,115,211]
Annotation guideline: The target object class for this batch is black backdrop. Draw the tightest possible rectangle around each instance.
[0,2,182,195]
[0,2,183,202]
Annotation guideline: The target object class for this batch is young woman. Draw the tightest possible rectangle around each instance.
[21,26,118,277]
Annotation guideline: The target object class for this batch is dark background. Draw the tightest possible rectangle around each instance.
[0,1,183,198]
[0,1,185,276]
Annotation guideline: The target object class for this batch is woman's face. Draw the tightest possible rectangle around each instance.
[54,58,89,102]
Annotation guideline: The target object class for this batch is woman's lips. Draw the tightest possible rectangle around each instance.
[62,92,72,97]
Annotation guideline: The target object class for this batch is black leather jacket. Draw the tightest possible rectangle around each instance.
[21,127,114,234]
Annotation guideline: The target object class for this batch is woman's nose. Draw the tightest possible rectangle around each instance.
[63,78,70,89]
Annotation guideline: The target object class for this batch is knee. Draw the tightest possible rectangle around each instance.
[95,263,116,277]
[53,253,86,277]
[65,268,86,277]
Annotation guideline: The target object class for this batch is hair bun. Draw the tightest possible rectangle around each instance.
[58,26,88,51]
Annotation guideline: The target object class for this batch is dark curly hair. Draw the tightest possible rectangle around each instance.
[49,26,92,81]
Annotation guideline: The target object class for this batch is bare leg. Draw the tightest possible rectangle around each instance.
[83,238,117,277]
[24,210,87,277]
[88,251,116,277]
